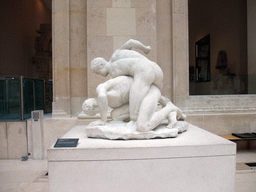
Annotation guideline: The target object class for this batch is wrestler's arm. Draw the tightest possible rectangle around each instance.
[158,96,171,107]
[120,39,151,54]
[159,96,186,120]
[96,84,109,123]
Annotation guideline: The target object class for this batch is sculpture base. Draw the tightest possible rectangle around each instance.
[48,124,236,192]
[86,121,188,140]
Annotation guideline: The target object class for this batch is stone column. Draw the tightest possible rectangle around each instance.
[157,0,172,99]
[52,0,87,117]
[171,0,189,107]
[52,0,71,117]
[70,0,87,116]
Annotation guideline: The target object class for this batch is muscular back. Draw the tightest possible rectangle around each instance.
[97,76,133,108]
[110,49,147,63]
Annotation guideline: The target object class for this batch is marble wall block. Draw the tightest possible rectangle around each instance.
[70,0,87,12]
[106,8,136,36]
[0,122,8,159]
[87,8,107,36]
[53,0,69,13]
[202,114,234,135]
[113,0,131,8]
[131,0,156,8]
[87,0,112,8]
[7,122,27,159]
[136,7,156,37]
[87,36,113,98]
[43,118,78,157]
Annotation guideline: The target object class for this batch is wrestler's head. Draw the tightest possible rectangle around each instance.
[82,98,99,116]
[90,57,108,77]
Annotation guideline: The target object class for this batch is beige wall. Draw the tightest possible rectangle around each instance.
[0,0,51,76]
[189,0,247,77]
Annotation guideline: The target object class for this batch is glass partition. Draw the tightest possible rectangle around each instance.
[0,77,21,120]
[23,78,35,120]
[0,76,45,120]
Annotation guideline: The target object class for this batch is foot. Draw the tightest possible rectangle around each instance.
[167,112,177,128]
[144,46,151,54]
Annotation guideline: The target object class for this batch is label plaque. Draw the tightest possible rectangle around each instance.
[54,138,79,148]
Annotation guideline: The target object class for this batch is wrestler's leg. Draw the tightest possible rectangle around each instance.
[137,85,179,132]
[137,87,184,132]
[111,103,130,121]
[158,96,171,107]
[136,86,161,132]
[129,72,154,121]
[120,39,151,54]
[159,96,186,122]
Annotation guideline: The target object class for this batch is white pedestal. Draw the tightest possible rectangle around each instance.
[31,110,44,160]
[48,124,236,192]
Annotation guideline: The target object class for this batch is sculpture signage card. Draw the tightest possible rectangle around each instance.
[54,138,79,148]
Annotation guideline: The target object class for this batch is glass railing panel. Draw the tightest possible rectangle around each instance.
[34,79,45,110]
[0,79,5,117]
[0,76,48,121]
[0,77,21,120]
[23,78,34,119]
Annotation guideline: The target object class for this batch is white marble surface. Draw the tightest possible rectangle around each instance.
[48,124,236,192]
[85,121,188,140]
[32,110,44,160]
[2,151,256,192]
[88,39,186,134]
[48,124,235,161]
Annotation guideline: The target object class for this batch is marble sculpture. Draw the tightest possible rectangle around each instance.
[83,39,188,139]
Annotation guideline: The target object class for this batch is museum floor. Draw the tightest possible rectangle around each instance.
[0,149,255,192]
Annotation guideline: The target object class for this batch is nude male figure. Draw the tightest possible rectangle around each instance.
[90,39,163,121]
[83,76,186,132]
